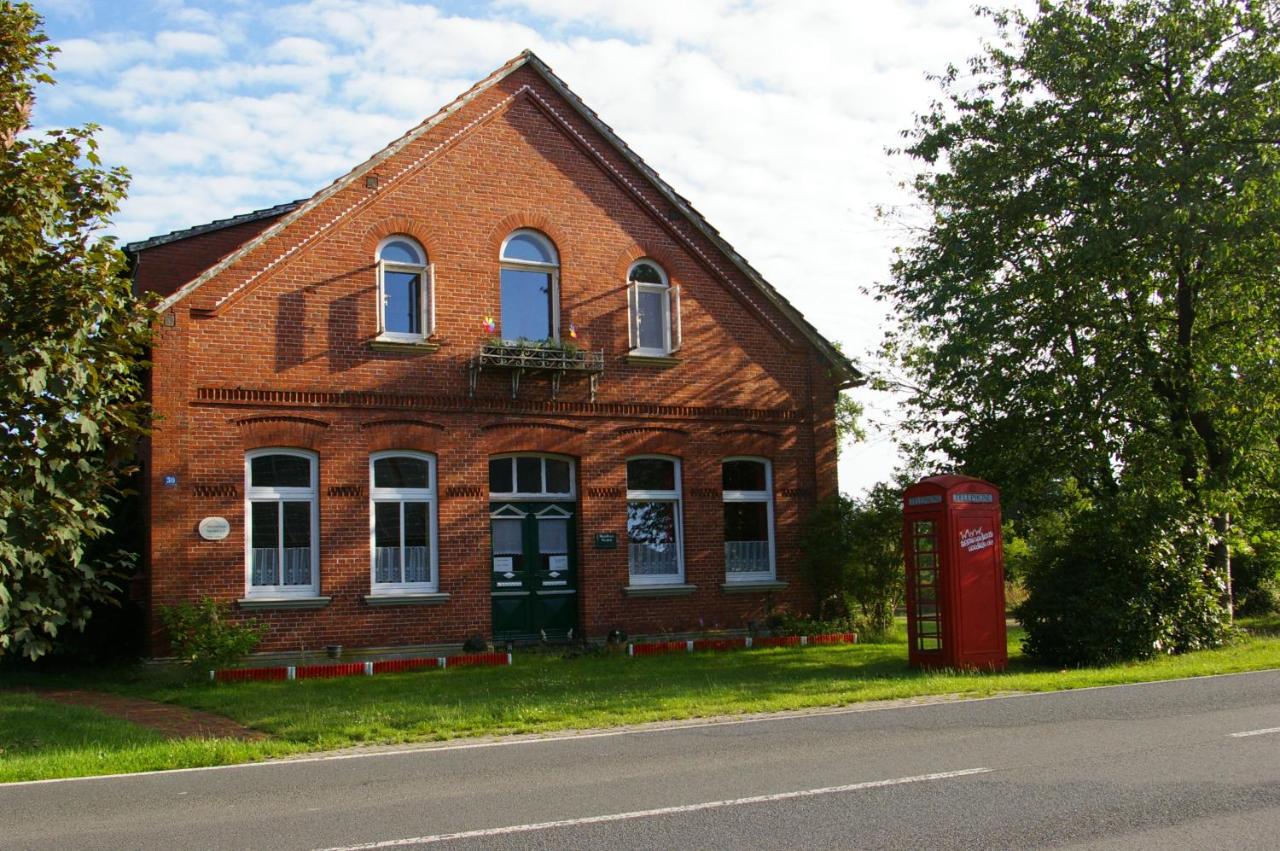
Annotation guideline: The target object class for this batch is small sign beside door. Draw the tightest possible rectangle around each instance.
[197,516,230,541]
[593,532,617,549]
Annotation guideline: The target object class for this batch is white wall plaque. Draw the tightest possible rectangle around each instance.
[198,516,230,541]
[493,556,513,572]
[548,555,569,571]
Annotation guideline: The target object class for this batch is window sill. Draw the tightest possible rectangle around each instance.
[625,353,681,368]
[237,596,331,611]
[624,583,697,598]
[721,579,788,594]
[369,337,440,354]
[364,592,450,607]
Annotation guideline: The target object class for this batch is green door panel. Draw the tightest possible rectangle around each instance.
[491,502,578,641]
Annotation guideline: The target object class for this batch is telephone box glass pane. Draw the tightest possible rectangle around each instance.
[914,536,935,553]
[915,552,936,569]
[913,520,935,535]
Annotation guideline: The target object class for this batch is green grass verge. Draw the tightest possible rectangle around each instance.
[5,621,1280,783]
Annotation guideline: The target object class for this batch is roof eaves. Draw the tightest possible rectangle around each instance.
[123,201,302,254]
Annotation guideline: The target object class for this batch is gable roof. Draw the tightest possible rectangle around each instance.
[144,50,862,388]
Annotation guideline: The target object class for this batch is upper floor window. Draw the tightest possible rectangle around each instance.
[499,229,559,343]
[377,236,433,342]
[489,453,574,499]
[627,259,681,356]
[626,456,684,585]
[722,458,775,581]
[370,452,438,593]
[245,449,319,598]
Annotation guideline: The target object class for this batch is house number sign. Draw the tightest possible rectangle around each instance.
[198,516,231,541]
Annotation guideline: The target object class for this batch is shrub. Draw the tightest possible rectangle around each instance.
[158,598,264,671]
[1232,531,1280,617]
[1016,495,1231,666]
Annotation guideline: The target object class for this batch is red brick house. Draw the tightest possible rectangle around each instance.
[127,51,861,655]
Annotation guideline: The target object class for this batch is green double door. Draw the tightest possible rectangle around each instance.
[490,501,578,642]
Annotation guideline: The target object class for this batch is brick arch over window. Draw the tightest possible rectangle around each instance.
[234,415,329,450]
[608,243,686,287]
[359,216,439,261]
[614,425,690,457]
[485,213,568,262]
[359,419,446,453]
[480,420,588,455]
[715,426,786,458]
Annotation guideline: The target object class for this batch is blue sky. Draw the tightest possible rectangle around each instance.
[30,0,1030,494]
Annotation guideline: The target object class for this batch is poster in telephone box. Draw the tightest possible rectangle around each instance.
[902,475,1007,671]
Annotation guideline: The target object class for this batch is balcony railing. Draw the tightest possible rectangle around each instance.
[469,341,605,401]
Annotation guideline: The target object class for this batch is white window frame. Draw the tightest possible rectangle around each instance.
[626,455,685,586]
[722,457,776,582]
[369,451,439,594]
[626,259,680,356]
[488,453,576,501]
[499,229,560,343]
[376,235,434,343]
[244,448,320,598]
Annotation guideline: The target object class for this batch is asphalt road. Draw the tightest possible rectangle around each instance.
[4,669,1280,850]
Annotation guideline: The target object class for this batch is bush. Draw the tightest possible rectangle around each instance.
[1232,531,1280,617]
[1016,495,1231,666]
[158,598,264,671]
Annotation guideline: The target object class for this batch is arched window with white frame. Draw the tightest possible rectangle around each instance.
[370,452,438,593]
[245,449,319,598]
[377,235,433,342]
[626,456,684,585]
[722,457,775,582]
[499,229,559,342]
[627,259,681,356]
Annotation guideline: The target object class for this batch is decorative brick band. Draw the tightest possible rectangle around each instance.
[196,386,804,424]
[193,483,238,498]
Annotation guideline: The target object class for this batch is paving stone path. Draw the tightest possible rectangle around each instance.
[29,689,266,741]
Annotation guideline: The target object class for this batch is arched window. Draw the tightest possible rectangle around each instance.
[245,449,319,598]
[627,259,681,356]
[377,235,433,342]
[626,456,684,585]
[722,457,775,581]
[499,229,559,342]
[370,452,438,593]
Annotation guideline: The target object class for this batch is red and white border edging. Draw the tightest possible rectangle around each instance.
[627,632,856,657]
[210,651,511,683]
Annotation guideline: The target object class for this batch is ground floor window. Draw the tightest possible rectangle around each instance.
[245,449,319,597]
[722,457,775,581]
[626,456,683,584]
[370,452,437,592]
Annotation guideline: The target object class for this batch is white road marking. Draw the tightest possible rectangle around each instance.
[1230,726,1280,738]
[315,767,993,850]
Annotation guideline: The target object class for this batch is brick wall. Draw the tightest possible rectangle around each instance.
[142,63,844,654]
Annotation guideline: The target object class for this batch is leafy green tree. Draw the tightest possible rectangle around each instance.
[0,2,151,660]
[882,0,1280,645]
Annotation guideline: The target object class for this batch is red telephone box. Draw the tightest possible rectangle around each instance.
[903,475,1007,671]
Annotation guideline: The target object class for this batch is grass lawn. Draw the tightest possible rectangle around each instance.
[4,620,1280,783]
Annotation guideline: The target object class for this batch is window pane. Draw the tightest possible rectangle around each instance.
[251,454,311,489]
[516,457,542,493]
[637,289,664,350]
[281,501,312,586]
[545,459,571,494]
[380,239,421,264]
[500,268,553,341]
[489,458,513,493]
[374,456,430,490]
[722,460,767,491]
[628,500,679,577]
[250,501,278,586]
[628,262,663,284]
[724,501,768,542]
[627,458,675,491]
[374,502,400,584]
[502,232,555,264]
[403,501,431,583]
[384,270,421,335]
[492,518,523,556]
[539,518,568,554]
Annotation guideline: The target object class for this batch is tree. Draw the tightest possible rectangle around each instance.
[0,2,151,660]
[881,0,1280,642]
